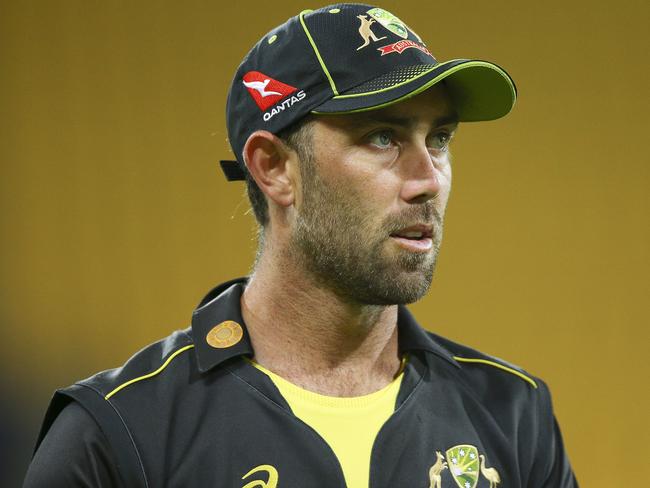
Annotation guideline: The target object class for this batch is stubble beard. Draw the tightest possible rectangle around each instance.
[288,159,444,306]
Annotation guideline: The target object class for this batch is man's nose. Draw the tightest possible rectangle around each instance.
[399,143,444,204]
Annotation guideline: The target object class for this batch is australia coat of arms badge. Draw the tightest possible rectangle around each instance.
[428,445,502,488]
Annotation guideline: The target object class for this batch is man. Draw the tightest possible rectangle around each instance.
[25,4,577,487]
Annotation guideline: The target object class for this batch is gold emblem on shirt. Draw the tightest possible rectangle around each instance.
[206,321,243,349]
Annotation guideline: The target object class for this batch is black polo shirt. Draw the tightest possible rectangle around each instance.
[25,278,577,487]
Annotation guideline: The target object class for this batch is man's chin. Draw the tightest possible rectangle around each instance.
[354,265,434,306]
[394,273,434,303]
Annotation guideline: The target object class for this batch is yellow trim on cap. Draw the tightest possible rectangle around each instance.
[453,356,538,389]
[299,10,339,96]
[331,60,453,100]
[334,60,511,99]
[104,345,195,400]
[312,60,516,116]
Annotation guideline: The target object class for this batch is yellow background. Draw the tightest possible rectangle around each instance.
[2,1,648,486]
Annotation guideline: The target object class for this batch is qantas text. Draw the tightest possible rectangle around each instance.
[263,91,307,122]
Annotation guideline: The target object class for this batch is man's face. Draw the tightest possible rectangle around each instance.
[288,84,457,305]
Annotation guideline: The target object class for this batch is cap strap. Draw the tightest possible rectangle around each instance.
[219,160,247,181]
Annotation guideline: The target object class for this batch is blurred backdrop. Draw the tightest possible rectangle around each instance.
[2,0,648,486]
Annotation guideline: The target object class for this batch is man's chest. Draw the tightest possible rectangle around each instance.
[117,365,528,488]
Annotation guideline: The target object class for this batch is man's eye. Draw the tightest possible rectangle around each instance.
[429,132,452,151]
[368,131,394,148]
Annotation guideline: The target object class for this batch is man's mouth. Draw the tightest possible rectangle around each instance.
[389,224,434,252]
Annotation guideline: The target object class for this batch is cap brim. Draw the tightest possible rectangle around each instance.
[311,59,517,122]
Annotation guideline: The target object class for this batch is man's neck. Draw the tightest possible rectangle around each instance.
[241,248,401,397]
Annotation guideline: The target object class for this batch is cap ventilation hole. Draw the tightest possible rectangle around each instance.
[328,8,340,13]
[268,34,278,44]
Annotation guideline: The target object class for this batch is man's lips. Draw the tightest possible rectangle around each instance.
[389,224,434,252]
[389,224,433,239]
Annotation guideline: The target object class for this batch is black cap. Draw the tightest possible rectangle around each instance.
[221,3,517,181]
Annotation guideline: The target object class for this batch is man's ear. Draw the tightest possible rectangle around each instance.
[242,130,297,209]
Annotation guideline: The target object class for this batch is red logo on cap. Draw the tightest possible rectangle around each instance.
[242,71,298,111]
[377,40,432,57]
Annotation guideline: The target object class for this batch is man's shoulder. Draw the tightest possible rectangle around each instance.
[32,328,198,476]
[425,329,544,393]
[60,277,249,403]
[73,327,196,401]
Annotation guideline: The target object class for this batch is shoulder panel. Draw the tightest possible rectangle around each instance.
[79,328,195,399]
[423,329,538,389]
[105,344,195,399]
[452,356,538,389]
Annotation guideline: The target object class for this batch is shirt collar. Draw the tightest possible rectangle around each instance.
[396,305,459,368]
[191,277,459,373]
[191,278,253,373]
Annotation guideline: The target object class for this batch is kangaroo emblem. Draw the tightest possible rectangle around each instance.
[428,451,448,488]
[242,79,282,98]
[356,14,386,50]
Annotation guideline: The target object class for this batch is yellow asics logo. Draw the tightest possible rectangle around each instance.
[241,464,278,488]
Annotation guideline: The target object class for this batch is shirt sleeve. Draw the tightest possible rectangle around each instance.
[530,379,579,487]
[24,401,124,488]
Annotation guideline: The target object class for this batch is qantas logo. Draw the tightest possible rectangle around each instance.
[243,79,283,98]
[242,71,306,121]
[262,90,306,122]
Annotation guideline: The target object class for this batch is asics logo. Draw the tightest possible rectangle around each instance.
[241,464,278,488]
